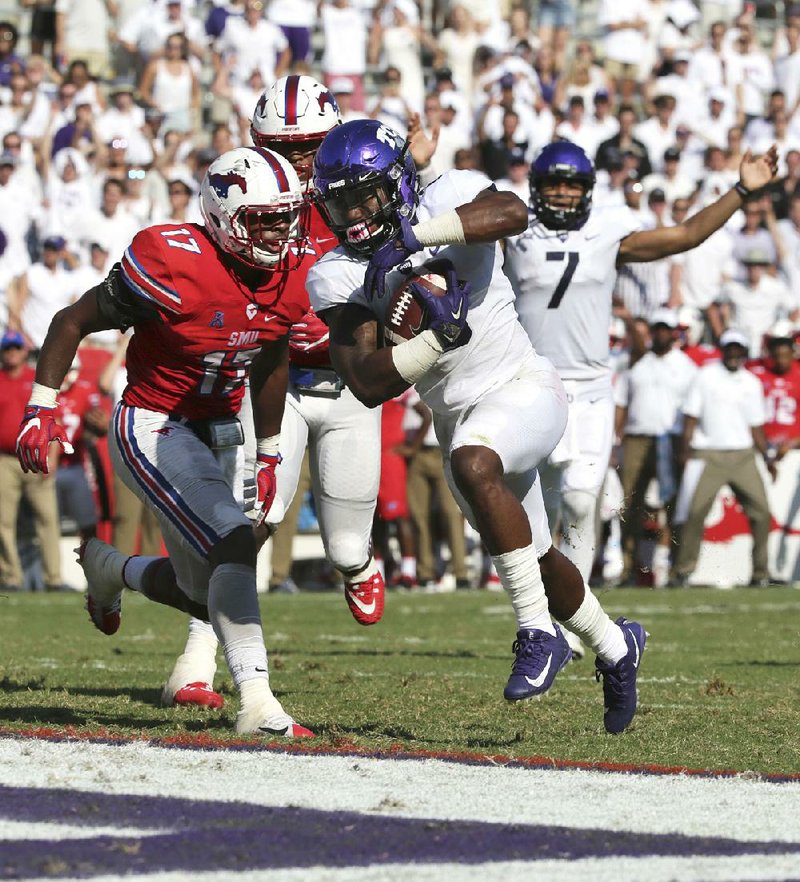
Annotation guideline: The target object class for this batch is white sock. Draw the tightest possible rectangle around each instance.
[208,563,271,691]
[375,556,385,580]
[400,556,416,579]
[122,555,162,591]
[239,678,284,718]
[165,618,218,693]
[562,586,626,664]
[491,545,554,634]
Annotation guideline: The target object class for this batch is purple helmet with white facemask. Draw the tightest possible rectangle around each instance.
[529,140,595,231]
[312,119,418,256]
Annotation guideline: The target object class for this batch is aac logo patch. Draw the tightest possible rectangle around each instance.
[209,311,225,328]
[246,303,258,320]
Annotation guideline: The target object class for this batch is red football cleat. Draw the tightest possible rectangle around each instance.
[344,571,385,626]
[172,682,224,709]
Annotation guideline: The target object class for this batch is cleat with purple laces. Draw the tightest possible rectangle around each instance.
[504,624,572,701]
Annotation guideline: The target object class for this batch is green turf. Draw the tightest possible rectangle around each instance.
[1,587,799,773]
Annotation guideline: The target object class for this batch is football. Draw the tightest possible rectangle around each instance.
[383,271,448,346]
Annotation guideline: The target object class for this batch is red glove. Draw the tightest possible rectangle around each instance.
[16,405,73,474]
[254,452,281,527]
[289,309,330,356]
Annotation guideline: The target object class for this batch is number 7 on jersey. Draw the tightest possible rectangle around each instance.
[546,251,580,309]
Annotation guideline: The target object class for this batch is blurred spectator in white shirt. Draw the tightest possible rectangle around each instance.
[635,92,678,172]
[96,80,146,146]
[775,22,800,117]
[433,5,480,97]
[715,249,796,356]
[776,193,800,294]
[54,0,114,78]
[687,19,729,92]
[119,0,206,65]
[81,177,141,268]
[267,0,315,66]
[598,0,649,103]
[369,0,433,112]
[215,0,289,87]
[494,149,530,201]
[731,197,781,277]
[555,96,597,156]
[0,154,35,277]
[725,22,775,121]
[42,147,94,252]
[320,0,368,111]
[642,146,697,205]
[593,152,629,208]
[368,65,411,136]
[329,78,362,124]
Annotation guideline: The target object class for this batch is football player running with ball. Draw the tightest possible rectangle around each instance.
[15,147,317,739]
[308,119,646,733]
[505,140,779,591]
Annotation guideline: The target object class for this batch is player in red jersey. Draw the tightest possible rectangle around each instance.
[15,146,316,739]
[748,321,800,461]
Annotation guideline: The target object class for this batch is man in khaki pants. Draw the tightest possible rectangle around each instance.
[406,405,469,589]
[0,331,62,590]
[672,328,776,586]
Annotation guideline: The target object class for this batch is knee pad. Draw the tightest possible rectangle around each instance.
[561,490,597,526]
[327,532,370,576]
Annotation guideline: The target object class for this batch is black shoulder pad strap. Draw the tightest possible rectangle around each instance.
[94,263,163,331]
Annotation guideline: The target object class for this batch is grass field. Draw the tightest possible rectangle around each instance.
[1,586,799,775]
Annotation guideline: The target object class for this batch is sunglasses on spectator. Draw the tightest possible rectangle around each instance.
[128,169,145,180]
[0,30,15,41]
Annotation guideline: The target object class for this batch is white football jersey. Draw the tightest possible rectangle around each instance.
[308,170,534,414]
[505,205,642,381]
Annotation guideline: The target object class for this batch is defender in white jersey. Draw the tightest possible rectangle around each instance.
[310,119,648,734]
[505,140,779,586]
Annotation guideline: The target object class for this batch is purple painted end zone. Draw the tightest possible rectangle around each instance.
[1,785,799,878]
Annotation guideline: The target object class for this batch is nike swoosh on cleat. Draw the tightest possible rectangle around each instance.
[524,653,553,688]
[451,302,463,320]
[346,590,376,616]
[258,725,289,736]
[255,667,268,673]
[632,633,641,668]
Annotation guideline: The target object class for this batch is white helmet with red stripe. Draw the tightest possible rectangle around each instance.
[200,146,307,269]
[251,75,341,185]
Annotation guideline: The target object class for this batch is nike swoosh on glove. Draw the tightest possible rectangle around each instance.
[364,215,422,301]
[254,452,282,528]
[16,405,73,474]
[413,260,472,350]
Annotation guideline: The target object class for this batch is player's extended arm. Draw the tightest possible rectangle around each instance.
[617,146,779,265]
[364,187,528,299]
[250,336,290,440]
[249,335,291,527]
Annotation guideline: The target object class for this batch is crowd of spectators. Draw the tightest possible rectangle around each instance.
[1,0,800,591]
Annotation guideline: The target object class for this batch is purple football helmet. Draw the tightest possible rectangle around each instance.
[312,119,418,255]
[529,141,595,230]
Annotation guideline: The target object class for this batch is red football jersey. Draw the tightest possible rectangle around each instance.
[120,223,313,420]
[749,359,800,444]
[288,207,338,369]
[58,378,103,467]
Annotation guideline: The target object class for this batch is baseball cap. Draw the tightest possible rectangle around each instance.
[720,328,750,349]
[766,319,796,342]
[649,187,667,203]
[42,235,66,250]
[108,78,135,96]
[434,67,453,82]
[168,171,196,194]
[89,236,111,252]
[664,146,681,161]
[0,151,17,167]
[594,88,610,102]
[329,77,354,94]
[438,89,459,111]
[499,73,515,90]
[709,86,728,104]
[673,50,692,63]
[649,307,679,328]
[1,329,24,349]
[508,148,528,166]
[742,247,772,266]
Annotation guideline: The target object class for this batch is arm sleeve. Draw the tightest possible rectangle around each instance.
[95,264,164,331]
